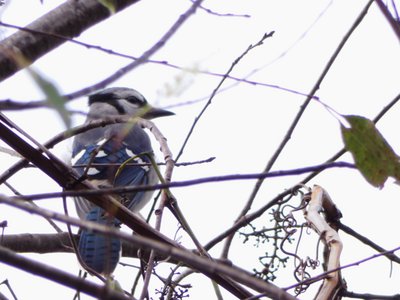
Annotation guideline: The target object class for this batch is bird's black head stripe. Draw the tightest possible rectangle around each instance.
[89,93,126,114]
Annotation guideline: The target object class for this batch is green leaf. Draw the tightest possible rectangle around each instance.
[98,0,117,14]
[27,68,71,129]
[341,115,400,188]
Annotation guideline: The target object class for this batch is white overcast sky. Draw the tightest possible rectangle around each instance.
[0,1,399,299]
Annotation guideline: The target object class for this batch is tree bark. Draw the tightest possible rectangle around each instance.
[0,0,140,82]
[1,232,155,259]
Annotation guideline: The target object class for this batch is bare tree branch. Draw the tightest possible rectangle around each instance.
[341,290,400,299]
[1,233,75,254]
[11,162,356,202]
[0,232,172,261]
[374,0,400,41]
[0,0,141,82]
[338,223,400,264]
[0,195,297,300]
[0,245,133,300]
[175,31,275,161]
[63,0,206,100]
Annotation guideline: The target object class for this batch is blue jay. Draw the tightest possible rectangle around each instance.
[71,87,173,275]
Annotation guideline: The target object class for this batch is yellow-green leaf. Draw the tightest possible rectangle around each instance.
[27,68,70,129]
[341,115,400,188]
[106,277,123,292]
[98,0,116,14]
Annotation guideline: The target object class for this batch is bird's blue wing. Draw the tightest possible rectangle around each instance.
[113,149,151,211]
[72,137,152,210]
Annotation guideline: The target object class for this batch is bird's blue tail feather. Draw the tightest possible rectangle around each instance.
[78,207,121,275]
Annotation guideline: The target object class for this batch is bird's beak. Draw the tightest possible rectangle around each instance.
[142,106,175,119]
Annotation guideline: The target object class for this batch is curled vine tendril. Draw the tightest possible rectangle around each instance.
[241,184,322,295]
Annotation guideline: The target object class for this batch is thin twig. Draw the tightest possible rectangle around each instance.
[175,31,275,161]
[0,279,17,300]
[189,0,250,18]
[12,162,356,201]
[0,113,63,167]
[138,119,248,298]
[374,0,400,41]
[3,177,63,234]
[63,0,206,101]
[120,4,206,294]
[299,91,400,185]
[338,222,400,264]
[284,245,400,292]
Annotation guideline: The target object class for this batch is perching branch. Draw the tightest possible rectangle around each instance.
[136,118,175,299]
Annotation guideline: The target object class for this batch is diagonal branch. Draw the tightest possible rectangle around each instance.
[175,31,275,161]
[220,0,375,259]
[0,245,133,300]
[243,0,375,220]
[374,0,400,41]
[0,0,141,82]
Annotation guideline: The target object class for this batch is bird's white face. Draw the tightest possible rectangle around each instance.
[112,88,149,112]
[88,87,150,118]
[114,88,147,104]
[116,97,149,116]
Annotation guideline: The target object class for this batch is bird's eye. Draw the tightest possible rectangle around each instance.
[126,96,146,106]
